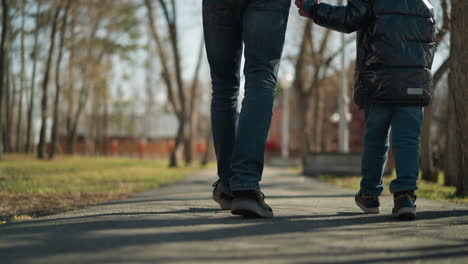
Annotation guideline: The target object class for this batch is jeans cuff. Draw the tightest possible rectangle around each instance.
[220,181,231,192]
[359,185,383,196]
[390,187,418,194]
[230,183,260,191]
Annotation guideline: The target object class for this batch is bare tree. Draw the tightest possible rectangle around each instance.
[15,0,27,152]
[420,0,450,182]
[0,0,8,156]
[145,0,200,167]
[0,0,10,156]
[37,4,61,159]
[184,37,204,164]
[293,20,347,162]
[24,0,42,153]
[63,0,139,155]
[49,0,72,159]
[3,16,13,153]
[450,0,468,196]
[64,3,103,155]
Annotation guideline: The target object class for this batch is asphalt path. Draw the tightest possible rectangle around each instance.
[1,168,468,264]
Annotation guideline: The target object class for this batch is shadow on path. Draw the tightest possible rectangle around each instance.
[2,168,468,264]
[102,194,355,206]
[2,208,468,263]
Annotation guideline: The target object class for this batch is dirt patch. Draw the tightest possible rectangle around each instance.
[0,192,128,223]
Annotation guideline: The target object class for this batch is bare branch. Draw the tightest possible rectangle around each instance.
[433,56,450,89]
[435,0,449,51]
[145,0,181,116]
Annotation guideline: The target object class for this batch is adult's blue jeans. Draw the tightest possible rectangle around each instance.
[203,0,290,191]
[360,105,423,196]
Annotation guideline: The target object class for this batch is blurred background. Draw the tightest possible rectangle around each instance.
[0,0,466,205]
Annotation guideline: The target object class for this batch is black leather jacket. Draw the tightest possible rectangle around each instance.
[306,0,436,108]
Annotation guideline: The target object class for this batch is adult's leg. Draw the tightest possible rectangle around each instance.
[389,107,423,193]
[203,0,243,190]
[360,105,393,196]
[230,0,291,191]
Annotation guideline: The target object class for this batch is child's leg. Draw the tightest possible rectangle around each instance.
[360,105,393,196]
[389,107,423,193]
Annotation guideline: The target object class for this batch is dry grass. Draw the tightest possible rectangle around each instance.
[0,155,202,223]
[319,172,468,204]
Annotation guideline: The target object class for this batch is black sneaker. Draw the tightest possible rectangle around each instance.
[212,180,233,210]
[392,191,417,221]
[355,192,381,214]
[231,190,274,218]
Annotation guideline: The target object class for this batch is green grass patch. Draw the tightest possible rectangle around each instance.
[0,155,203,223]
[318,171,468,204]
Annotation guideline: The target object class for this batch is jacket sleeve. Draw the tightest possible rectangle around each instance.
[306,0,370,34]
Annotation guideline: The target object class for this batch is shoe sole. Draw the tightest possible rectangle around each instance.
[212,193,231,210]
[231,198,274,218]
[393,207,416,221]
[355,199,381,214]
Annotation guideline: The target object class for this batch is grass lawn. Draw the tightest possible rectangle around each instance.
[0,155,203,223]
[319,171,468,204]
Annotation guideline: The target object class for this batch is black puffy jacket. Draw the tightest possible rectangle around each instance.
[306,0,436,108]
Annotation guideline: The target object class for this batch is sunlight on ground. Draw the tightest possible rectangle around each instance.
[0,155,204,223]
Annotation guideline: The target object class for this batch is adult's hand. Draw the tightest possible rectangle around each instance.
[298,0,321,18]
[295,0,306,9]
[296,0,320,8]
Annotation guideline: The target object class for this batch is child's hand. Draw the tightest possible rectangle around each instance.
[298,7,310,18]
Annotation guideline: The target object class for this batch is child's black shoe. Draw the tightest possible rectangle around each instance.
[392,191,417,221]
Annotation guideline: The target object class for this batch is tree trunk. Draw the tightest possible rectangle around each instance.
[188,108,200,164]
[15,80,24,153]
[37,7,61,159]
[450,0,468,196]
[66,129,77,155]
[421,58,450,182]
[65,14,76,155]
[102,92,109,155]
[145,0,188,167]
[9,75,20,153]
[184,37,204,165]
[67,50,106,155]
[50,0,72,159]
[16,0,27,153]
[444,96,458,186]
[420,103,438,182]
[66,81,90,155]
[183,132,191,165]
[421,0,449,184]
[293,21,312,164]
[292,20,338,164]
[201,128,213,166]
[312,84,324,152]
[0,0,9,156]
[297,91,313,164]
[170,119,185,167]
[25,1,41,153]
[4,56,12,153]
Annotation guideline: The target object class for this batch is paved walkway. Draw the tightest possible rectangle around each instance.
[2,168,468,264]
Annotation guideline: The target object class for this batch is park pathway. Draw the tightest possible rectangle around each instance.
[1,168,468,264]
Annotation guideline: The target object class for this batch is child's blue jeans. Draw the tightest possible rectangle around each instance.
[360,105,423,196]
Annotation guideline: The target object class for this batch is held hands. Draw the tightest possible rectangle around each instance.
[295,0,320,18]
